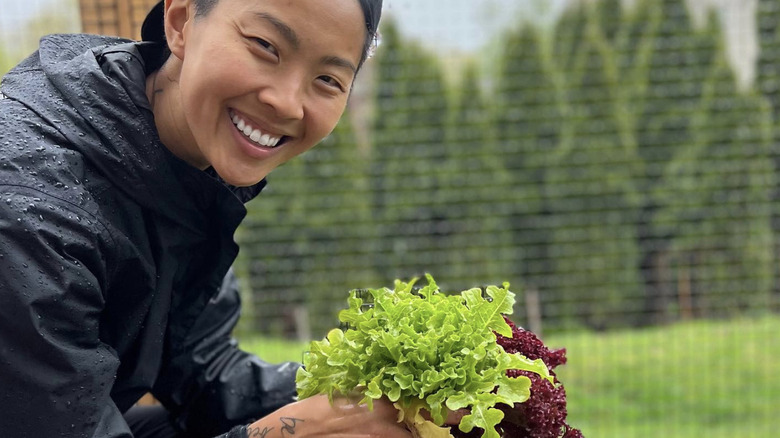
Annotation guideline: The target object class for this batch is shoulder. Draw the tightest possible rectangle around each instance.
[0,101,126,238]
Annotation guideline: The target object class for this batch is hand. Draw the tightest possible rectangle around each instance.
[246,394,413,438]
[417,406,469,426]
[442,408,469,426]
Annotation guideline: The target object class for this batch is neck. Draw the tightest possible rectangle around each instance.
[145,59,208,169]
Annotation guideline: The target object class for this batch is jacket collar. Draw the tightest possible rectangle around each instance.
[1,35,265,229]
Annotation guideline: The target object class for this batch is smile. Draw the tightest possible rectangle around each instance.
[230,111,284,148]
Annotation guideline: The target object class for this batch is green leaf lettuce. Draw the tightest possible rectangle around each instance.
[295,274,553,438]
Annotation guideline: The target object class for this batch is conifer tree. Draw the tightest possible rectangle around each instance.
[298,112,379,336]
[370,18,449,281]
[438,62,508,285]
[493,24,565,318]
[755,0,780,307]
[655,44,775,316]
[755,0,780,114]
[548,8,641,329]
[370,18,406,219]
[633,0,719,323]
[595,0,623,45]
[238,137,310,336]
[553,1,588,77]
[238,111,375,337]
[0,45,13,77]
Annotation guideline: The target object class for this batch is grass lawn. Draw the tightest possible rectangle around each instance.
[237,315,780,437]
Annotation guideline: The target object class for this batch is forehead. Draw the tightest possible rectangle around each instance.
[216,0,365,58]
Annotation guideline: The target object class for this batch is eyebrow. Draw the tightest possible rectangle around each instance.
[254,12,300,49]
[322,55,357,75]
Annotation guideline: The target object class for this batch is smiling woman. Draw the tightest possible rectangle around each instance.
[143,0,368,186]
[0,1,407,438]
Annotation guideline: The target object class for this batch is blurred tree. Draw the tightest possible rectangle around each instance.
[292,112,378,337]
[438,62,508,287]
[238,136,311,337]
[238,111,373,338]
[612,0,662,109]
[595,0,623,45]
[755,0,780,309]
[548,8,641,329]
[755,0,780,112]
[553,0,588,77]
[494,24,564,319]
[655,41,775,318]
[370,18,449,282]
[368,18,404,279]
[18,0,80,56]
[633,0,719,324]
[0,0,79,75]
[0,44,12,77]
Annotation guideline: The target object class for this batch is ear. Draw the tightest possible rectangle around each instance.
[163,0,193,60]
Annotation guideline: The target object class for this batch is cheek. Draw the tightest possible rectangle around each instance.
[181,44,250,103]
[307,101,349,143]
[179,62,248,134]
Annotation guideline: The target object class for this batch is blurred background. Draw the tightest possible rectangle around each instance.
[1,0,778,436]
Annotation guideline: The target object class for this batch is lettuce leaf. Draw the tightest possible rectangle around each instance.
[295,274,553,438]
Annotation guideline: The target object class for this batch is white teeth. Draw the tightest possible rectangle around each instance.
[250,130,262,142]
[231,111,283,148]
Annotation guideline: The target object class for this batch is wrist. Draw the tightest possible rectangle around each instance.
[247,402,307,438]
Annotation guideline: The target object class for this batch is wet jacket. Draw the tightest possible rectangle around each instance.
[0,34,299,437]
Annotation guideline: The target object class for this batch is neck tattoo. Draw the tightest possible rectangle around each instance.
[149,71,164,109]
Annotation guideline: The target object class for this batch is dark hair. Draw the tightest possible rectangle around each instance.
[191,0,382,72]
[354,0,383,71]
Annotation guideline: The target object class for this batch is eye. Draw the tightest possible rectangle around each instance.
[318,75,346,92]
[253,38,279,57]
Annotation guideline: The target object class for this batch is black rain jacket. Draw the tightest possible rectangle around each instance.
[0,34,299,437]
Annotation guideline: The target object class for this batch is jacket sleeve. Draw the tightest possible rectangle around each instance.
[0,189,133,437]
[152,268,301,438]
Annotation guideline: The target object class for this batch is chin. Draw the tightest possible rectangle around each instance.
[224,175,266,187]
[213,166,268,188]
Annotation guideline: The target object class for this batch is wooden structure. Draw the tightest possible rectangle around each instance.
[79,0,158,40]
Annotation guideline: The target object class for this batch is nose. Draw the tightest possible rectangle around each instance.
[257,74,305,121]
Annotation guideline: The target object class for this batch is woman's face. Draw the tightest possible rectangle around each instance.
[168,0,365,186]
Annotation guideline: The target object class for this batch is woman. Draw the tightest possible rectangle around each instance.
[0,0,444,437]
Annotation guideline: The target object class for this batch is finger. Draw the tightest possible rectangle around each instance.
[444,408,470,425]
[419,407,469,425]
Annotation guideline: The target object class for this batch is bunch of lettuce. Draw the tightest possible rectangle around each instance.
[295,275,554,438]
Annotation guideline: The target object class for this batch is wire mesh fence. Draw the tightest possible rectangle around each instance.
[1,0,778,436]
[238,0,780,337]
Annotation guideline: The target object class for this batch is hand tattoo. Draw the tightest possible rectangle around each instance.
[247,425,273,438]
[280,417,305,437]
